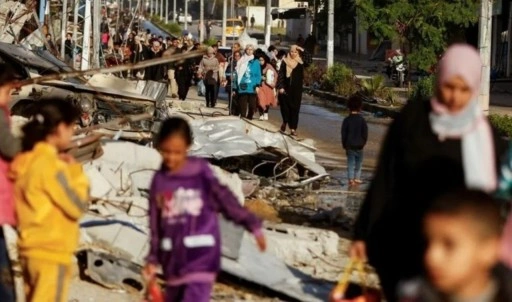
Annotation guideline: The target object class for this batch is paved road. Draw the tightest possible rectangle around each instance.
[187,86,387,170]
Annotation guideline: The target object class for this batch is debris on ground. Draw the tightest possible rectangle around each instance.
[245,199,281,223]
[4,52,378,299]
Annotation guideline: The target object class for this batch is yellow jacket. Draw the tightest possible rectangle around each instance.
[11,142,89,264]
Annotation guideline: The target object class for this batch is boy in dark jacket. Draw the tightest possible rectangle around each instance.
[398,190,512,302]
[341,95,368,186]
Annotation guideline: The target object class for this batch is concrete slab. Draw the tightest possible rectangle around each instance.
[221,233,332,302]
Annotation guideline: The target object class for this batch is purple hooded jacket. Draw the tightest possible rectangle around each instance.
[147,157,262,285]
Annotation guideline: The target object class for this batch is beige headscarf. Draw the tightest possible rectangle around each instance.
[283,45,303,77]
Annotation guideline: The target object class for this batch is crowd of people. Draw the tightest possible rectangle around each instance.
[196,41,312,137]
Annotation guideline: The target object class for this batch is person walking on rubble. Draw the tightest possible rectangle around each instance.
[175,46,193,100]
[256,53,277,121]
[144,117,266,302]
[277,45,309,136]
[0,64,22,302]
[342,95,368,186]
[198,47,221,108]
[350,44,507,301]
[232,44,261,120]
[11,98,89,302]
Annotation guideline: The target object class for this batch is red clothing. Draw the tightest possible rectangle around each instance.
[0,107,16,226]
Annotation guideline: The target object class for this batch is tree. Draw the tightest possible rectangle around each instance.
[356,0,479,71]
[316,0,356,40]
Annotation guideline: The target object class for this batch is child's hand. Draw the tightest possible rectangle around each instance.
[255,234,266,252]
[143,263,157,280]
[59,153,76,164]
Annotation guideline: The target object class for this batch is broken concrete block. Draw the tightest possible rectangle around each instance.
[264,230,324,264]
[80,250,144,292]
[210,164,244,205]
[112,225,149,265]
[83,164,113,199]
[97,164,133,196]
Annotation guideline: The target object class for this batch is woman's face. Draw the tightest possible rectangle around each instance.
[245,47,254,56]
[234,53,241,61]
[290,49,299,59]
[259,57,265,66]
[438,76,473,112]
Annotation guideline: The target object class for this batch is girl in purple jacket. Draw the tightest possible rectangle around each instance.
[144,117,266,302]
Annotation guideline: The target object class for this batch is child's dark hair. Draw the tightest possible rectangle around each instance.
[22,98,81,151]
[347,95,363,112]
[427,189,503,238]
[156,117,193,147]
[0,63,22,86]
[257,53,270,66]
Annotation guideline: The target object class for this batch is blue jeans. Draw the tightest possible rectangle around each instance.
[346,149,363,180]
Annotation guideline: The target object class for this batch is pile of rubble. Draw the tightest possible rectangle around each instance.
[5,94,382,301]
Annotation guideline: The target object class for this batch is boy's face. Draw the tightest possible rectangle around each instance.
[424,213,499,296]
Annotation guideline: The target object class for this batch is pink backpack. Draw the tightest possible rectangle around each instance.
[0,107,16,226]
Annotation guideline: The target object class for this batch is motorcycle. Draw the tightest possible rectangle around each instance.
[386,51,407,87]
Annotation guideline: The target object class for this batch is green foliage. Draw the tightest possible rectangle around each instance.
[356,0,480,71]
[304,64,326,87]
[203,38,218,46]
[361,75,399,106]
[489,114,512,138]
[360,75,387,98]
[151,15,182,36]
[411,75,436,101]
[323,63,358,97]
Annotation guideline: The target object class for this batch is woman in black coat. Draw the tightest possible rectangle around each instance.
[350,44,508,301]
[277,45,305,137]
[175,46,193,101]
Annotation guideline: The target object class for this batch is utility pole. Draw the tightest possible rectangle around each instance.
[478,0,493,113]
[184,0,188,30]
[73,0,79,69]
[327,0,334,67]
[82,0,92,70]
[160,0,163,20]
[221,0,227,45]
[150,0,153,16]
[264,0,271,46]
[61,0,68,60]
[173,0,176,22]
[93,0,100,68]
[165,0,168,23]
[199,0,204,42]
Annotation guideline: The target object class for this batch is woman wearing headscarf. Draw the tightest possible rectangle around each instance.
[256,53,278,121]
[197,47,221,107]
[175,45,193,101]
[233,44,261,119]
[0,64,22,302]
[277,45,305,136]
[350,44,507,301]
[226,50,242,116]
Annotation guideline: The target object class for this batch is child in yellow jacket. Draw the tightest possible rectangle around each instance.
[10,99,89,302]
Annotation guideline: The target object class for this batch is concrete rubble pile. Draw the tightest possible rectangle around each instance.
[74,133,340,300]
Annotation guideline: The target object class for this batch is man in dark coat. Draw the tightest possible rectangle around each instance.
[144,41,166,82]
